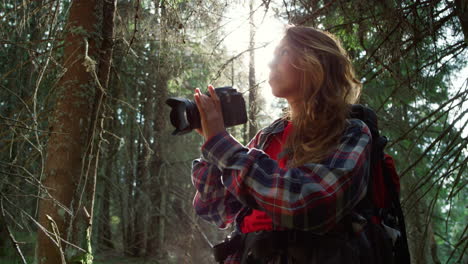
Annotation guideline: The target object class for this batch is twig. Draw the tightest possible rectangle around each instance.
[124,0,140,57]
[1,194,85,253]
[46,215,67,264]
[0,198,28,264]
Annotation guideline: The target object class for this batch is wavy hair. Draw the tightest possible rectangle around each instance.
[282,26,362,167]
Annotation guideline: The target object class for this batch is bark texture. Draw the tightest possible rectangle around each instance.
[36,0,116,263]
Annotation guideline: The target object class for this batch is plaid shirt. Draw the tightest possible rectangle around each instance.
[191,118,372,263]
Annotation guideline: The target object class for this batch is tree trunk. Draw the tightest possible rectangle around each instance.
[248,0,258,140]
[145,0,169,257]
[97,120,116,251]
[96,0,117,253]
[157,172,168,257]
[145,60,170,258]
[132,66,155,256]
[36,0,98,262]
[128,116,143,256]
[36,0,116,263]
[98,172,114,250]
[123,114,136,256]
[428,222,441,264]
[98,0,117,90]
[402,165,433,264]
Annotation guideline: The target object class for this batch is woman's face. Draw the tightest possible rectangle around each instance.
[268,38,302,101]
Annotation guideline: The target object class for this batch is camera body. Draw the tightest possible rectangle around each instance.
[166,86,247,135]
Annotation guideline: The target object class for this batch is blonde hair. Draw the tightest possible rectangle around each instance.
[282,26,362,167]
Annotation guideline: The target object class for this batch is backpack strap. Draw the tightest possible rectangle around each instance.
[382,156,411,264]
[350,104,384,205]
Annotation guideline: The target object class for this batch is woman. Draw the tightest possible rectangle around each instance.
[192,26,372,264]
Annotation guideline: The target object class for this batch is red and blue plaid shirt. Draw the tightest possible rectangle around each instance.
[191,118,372,263]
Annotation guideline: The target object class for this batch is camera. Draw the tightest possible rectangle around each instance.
[166,86,247,135]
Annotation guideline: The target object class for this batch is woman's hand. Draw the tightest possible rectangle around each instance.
[194,85,225,141]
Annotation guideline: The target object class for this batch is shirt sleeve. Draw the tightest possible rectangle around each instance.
[201,119,372,234]
[191,131,262,229]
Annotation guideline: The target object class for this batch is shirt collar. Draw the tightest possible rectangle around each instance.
[262,117,289,136]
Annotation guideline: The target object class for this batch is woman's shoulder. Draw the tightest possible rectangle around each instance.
[344,118,372,139]
[247,117,288,148]
[346,118,367,127]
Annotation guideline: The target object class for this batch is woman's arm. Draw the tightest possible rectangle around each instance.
[191,131,262,228]
[191,159,243,228]
[201,119,371,234]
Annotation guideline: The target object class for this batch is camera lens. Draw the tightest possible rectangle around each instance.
[166,86,247,135]
[166,97,201,135]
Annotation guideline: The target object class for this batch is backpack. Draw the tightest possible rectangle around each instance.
[350,104,411,264]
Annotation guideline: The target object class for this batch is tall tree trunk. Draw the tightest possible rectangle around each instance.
[132,69,154,256]
[158,171,168,257]
[428,222,441,264]
[145,0,169,257]
[36,0,116,263]
[98,0,117,90]
[98,171,114,250]
[123,115,136,256]
[95,0,117,253]
[145,52,170,258]
[399,100,434,263]
[145,75,168,256]
[404,193,432,264]
[97,114,117,252]
[128,116,143,256]
[248,0,258,140]
[36,1,99,263]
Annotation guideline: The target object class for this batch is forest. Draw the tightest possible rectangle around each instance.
[0,0,466,263]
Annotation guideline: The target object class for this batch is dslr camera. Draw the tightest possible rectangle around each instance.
[166,86,247,135]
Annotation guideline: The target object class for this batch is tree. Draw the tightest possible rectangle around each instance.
[36,0,116,263]
[96,0,118,253]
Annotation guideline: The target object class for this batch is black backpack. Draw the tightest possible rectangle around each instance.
[350,104,411,264]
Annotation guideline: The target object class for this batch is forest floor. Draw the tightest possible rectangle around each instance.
[0,252,165,264]
[94,250,174,264]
